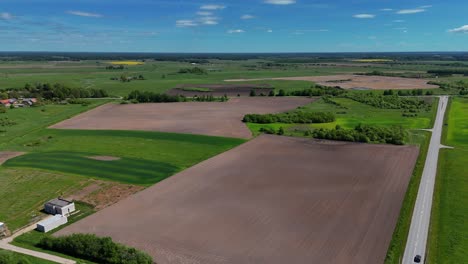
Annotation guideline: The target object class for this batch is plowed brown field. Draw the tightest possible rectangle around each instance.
[50,97,315,138]
[57,135,419,264]
[225,74,438,90]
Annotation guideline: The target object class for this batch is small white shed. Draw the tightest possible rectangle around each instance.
[36,215,68,233]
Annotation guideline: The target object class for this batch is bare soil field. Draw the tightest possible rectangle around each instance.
[0,152,25,165]
[225,74,438,90]
[50,97,314,138]
[57,135,419,264]
[167,84,273,97]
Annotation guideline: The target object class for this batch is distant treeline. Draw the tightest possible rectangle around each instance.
[305,124,406,145]
[126,90,228,103]
[383,89,434,96]
[359,70,434,79]
[1,83,108,100]
[243,111,335,124]
[2,52,468,62]
[282,85,345,97]
[427,69,468,76]
[177,67,208,75]
[38,234,153,264]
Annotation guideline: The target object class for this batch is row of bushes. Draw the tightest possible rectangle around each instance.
[126,90,228,103]
[178,67,207,75]
[243,111,335,124]
[38,234,153,264]
[305,124,406,145]
[345,93,429,111]
[427,69,468,76]
[277,85,345,97]
[383,89,434,96]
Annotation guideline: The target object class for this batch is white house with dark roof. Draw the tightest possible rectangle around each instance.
[44,198,75,216]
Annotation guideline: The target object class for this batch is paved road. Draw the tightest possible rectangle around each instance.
[0,217,76,264]
[402,96,449,264]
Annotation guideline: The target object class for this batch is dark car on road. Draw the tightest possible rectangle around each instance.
[414,255,422,263]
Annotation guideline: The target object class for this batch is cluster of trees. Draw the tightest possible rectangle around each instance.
[38,234,153,264]
[178,67,207,75]
[277,85,345,97]
[127,90,182,103]
[306,124,406,145]
[126,90,228,103]
[259,127,285,135]
[249,90,275,97]
[0,250,33,264]
[322,95,347,108]
[430,80,468,95]
[105,65,126,70]
[390,89,434,96]
[20,83,108,100]
[345,93,429,111]
[111,74,145,82]
[243,111,335,124]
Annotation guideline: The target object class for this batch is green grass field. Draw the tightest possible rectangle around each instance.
[0,249,56,264]
[428,97,468,263]
[4,129,245,185]
[247,97,437,137]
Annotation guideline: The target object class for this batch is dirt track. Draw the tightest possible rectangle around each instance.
[50,97,315,138]
[57,135,419,264]
[0,152,25,165]
[225,74,438,90]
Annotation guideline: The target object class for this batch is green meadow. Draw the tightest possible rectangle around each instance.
[428,97,468,263]
[4,129,245,185]
[247,97,437,137]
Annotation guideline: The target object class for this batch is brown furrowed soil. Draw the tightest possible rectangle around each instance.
[225,74,438,90]
[57,135,419,264]
[50,97,315,138]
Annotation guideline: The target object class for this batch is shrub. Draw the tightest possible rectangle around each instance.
[243,111,335,124]
[38,234,153,264]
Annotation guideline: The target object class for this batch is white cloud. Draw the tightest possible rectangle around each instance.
[393,19,405,23]
[380,8,393,11]
[353,14,376,19]
[241,14,255,20]
[396,9,425,14]
[0,12,14,20]
[267,29,273,33]
[419,5,433,9]
[448,25,468,33]
[199,16,219,25]
[228,29,245,34]
[200,5,225,10]
[176,20,198,27]
[264,0,296,5]
[197,11,213,16]
[67,10,103,18]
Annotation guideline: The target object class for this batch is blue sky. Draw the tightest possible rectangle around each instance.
[0,0,467,52]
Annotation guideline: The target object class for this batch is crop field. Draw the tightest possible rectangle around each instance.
[3,129,245,185]
[57,135,419,264]
[428,97,468,263]
[167,83,273,97]
[51,97,315,138]
[109,61,144,65]
[225,75,438,90]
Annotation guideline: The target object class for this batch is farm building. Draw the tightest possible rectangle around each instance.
[36,215,68,233]
[44,198,75,216]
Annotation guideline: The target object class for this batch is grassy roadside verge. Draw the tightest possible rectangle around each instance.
[427,96,468,263]
[384,97,439,263]
[0,249,56,264]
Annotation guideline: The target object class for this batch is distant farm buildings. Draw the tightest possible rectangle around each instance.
[44,198,76,216]
[0,98,37,108]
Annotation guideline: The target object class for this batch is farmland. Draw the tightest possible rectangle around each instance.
[57,135,419,264]
[428,97,468,263]
[50,97,315,138]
